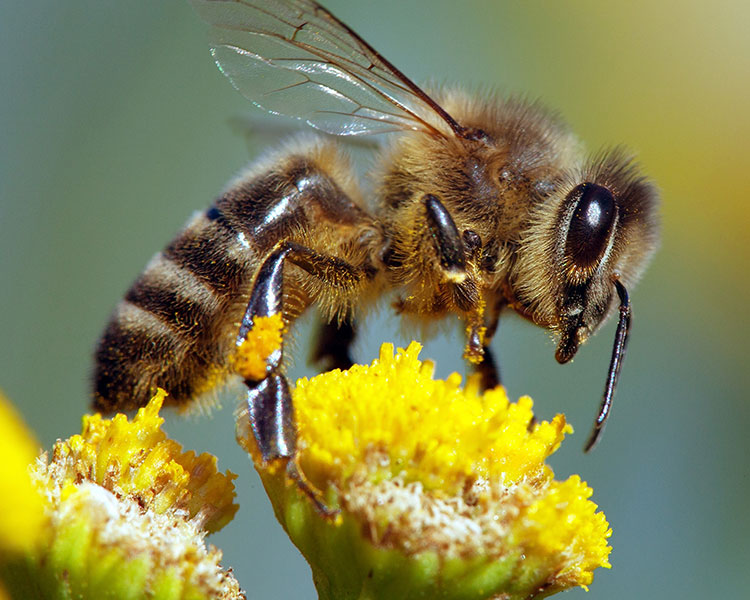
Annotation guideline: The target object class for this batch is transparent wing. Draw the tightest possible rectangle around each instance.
[190,0,461,137]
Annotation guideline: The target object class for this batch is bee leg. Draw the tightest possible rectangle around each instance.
[475,346,501,390]
[472,299,505,391]
[311,319,356,371]
[238,241,368,514]
[236,245,324,511]
[236,245,305,489]
[243,374,294,465]
[424,203,494,378]
[423,194,467,278]
[241,375,335,516]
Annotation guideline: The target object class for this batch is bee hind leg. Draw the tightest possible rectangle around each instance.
[241,375,335,516]
[238,241,368,515]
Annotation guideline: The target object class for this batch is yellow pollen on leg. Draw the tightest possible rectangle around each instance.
[234,314,285,381]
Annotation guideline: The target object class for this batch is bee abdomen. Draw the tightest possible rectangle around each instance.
[93,300,197,411]
[93,216,250,412]
[94,141,374,413]
[124,253,221,338]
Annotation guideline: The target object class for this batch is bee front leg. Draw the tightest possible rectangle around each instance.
[237,241,368,514]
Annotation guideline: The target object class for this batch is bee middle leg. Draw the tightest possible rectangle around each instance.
[311,319,356,372]
[475,345,501,391]
[238,240,368,513]
[472,299,505,391]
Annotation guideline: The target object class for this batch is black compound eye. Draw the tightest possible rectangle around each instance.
[565,183,617,267]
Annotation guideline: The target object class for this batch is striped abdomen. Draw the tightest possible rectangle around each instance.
[93,206,255,411]
[92,142,374,412]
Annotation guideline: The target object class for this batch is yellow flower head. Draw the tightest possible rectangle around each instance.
[238,342,611,600]
[2,391,244,600]
[37,390,238,533]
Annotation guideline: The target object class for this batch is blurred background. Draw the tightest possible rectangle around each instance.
[1,0,748,598]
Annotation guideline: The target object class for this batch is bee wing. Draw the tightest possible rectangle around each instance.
[190,0,461,137]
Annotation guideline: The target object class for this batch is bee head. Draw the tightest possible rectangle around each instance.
[513,149,660,361]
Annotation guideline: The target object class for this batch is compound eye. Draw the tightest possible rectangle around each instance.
[565,183,617,267]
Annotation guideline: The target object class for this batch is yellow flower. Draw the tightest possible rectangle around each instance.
[37,390,238,534]
[238,342,611,600]
[1,391,243,600]
[0,390,45,556]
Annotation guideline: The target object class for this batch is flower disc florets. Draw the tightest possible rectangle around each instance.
[0,391,244,600]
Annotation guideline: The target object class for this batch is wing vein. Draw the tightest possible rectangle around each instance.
[192,0,461,137]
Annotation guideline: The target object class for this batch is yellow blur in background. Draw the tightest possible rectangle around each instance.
[1,1,747,599]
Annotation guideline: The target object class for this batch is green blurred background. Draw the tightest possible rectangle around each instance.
[2,1,748,597]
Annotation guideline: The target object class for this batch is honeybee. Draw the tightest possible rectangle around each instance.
[94,0,659,492]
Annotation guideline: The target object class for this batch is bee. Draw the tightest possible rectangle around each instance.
[94,0,659,495]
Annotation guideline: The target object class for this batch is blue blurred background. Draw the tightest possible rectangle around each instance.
[1,1,748,598]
